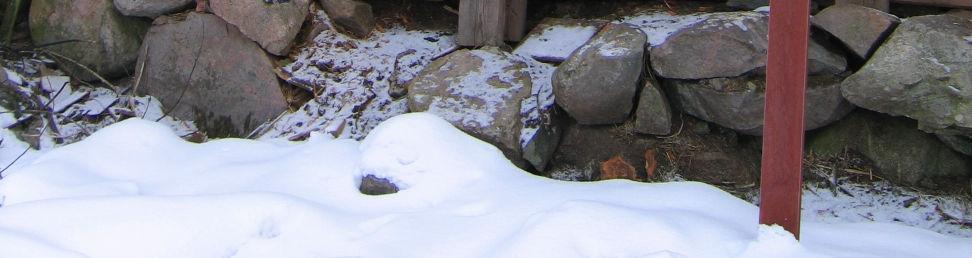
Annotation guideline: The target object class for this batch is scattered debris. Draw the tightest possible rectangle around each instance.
[261,11,456,140]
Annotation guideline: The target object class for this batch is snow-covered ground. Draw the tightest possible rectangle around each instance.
[2,7,971,257]
[0,113,970,258]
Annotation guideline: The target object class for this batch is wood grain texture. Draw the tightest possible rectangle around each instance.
[505,0,528,42]
[458,0,507,46]
[760,0,810,239]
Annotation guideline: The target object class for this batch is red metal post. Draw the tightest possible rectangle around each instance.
[759,0,810,238]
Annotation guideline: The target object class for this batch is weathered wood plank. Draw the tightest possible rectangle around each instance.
[458,0,507,46]
[836,0,890,12]
[894,0,972,8]
[505,0,528,42]
[760,0,810,239]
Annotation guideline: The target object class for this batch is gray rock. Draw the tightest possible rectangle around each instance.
[319,0,374,38]
[553,23,646,125]
[136,13,288,138]
[841,15,972,136]
[936,134,972,156]
[812,4,900,59]
[634,75,672,135]
[359,175,399,195]
[209,0,309,55]
[650,12,847,80]
[407,48,532,168]
[666,75,854,135]
[808,110,972,187]
[113,0,193,18]
[522,113,563,171]
[29,0,149,81]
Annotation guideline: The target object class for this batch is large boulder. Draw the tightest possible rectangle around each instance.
[812,4,900,59]
[650,12,847,79]
[319,0,374,38]
[841,15,972,136]
[136,13,288,138]
[553,23,646,125]
[209,0,309,55]
[807,110,972,187]
[633,76,672,135]
[665,75,854,135]
[407,48,560,171]
[113,0,193,18]
[29,0,149,81]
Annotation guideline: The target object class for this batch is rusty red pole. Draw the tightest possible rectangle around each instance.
[759,0,810,238]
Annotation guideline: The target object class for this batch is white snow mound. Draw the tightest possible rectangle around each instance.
[0,113,969,258]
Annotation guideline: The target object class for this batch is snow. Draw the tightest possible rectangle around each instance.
[39,76,88,113]
[799,182,972,237]
[754,6,771,14]
[4,68,24,86]
[419,49,535,134]
[965,35,972,44]
[262,11,456,140]
[515,54,556,147]
[618,11,711,46]
[0,113,970,257]
[513,24,599,62]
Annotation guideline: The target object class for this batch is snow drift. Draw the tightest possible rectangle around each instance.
[0,113,969,257]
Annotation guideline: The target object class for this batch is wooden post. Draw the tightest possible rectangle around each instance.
[458,0,507,46]
[505,0,528,42]
[836,0,890,12]
[760,0,810,239]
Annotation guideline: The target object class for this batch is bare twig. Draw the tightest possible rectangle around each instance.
[39,50,117,89]
[129,40,149,110]
[0,119,48,177]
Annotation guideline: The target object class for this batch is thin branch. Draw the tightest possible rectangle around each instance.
[158,17,206,122]
[40,50,117,89]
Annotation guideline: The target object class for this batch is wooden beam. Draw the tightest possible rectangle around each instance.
[458,0,507,46]
[760,0,810,239]
[836,0,890,12]
[505,0,528,42]
[893,0,972,8]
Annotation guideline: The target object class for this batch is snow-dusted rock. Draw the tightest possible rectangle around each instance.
[633,76,672,135]
[407,48,559,171]
[666,75,853,135]
[136,13,287,137]
[29,0,149,81]
[650,12,846,79]
[209,0,309,55]
[812,4,900,59]
[841,14,972,137]
[319,0,374,38]
[553,23,646,125]
[113,0,193,18]
[513,18,606,63]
